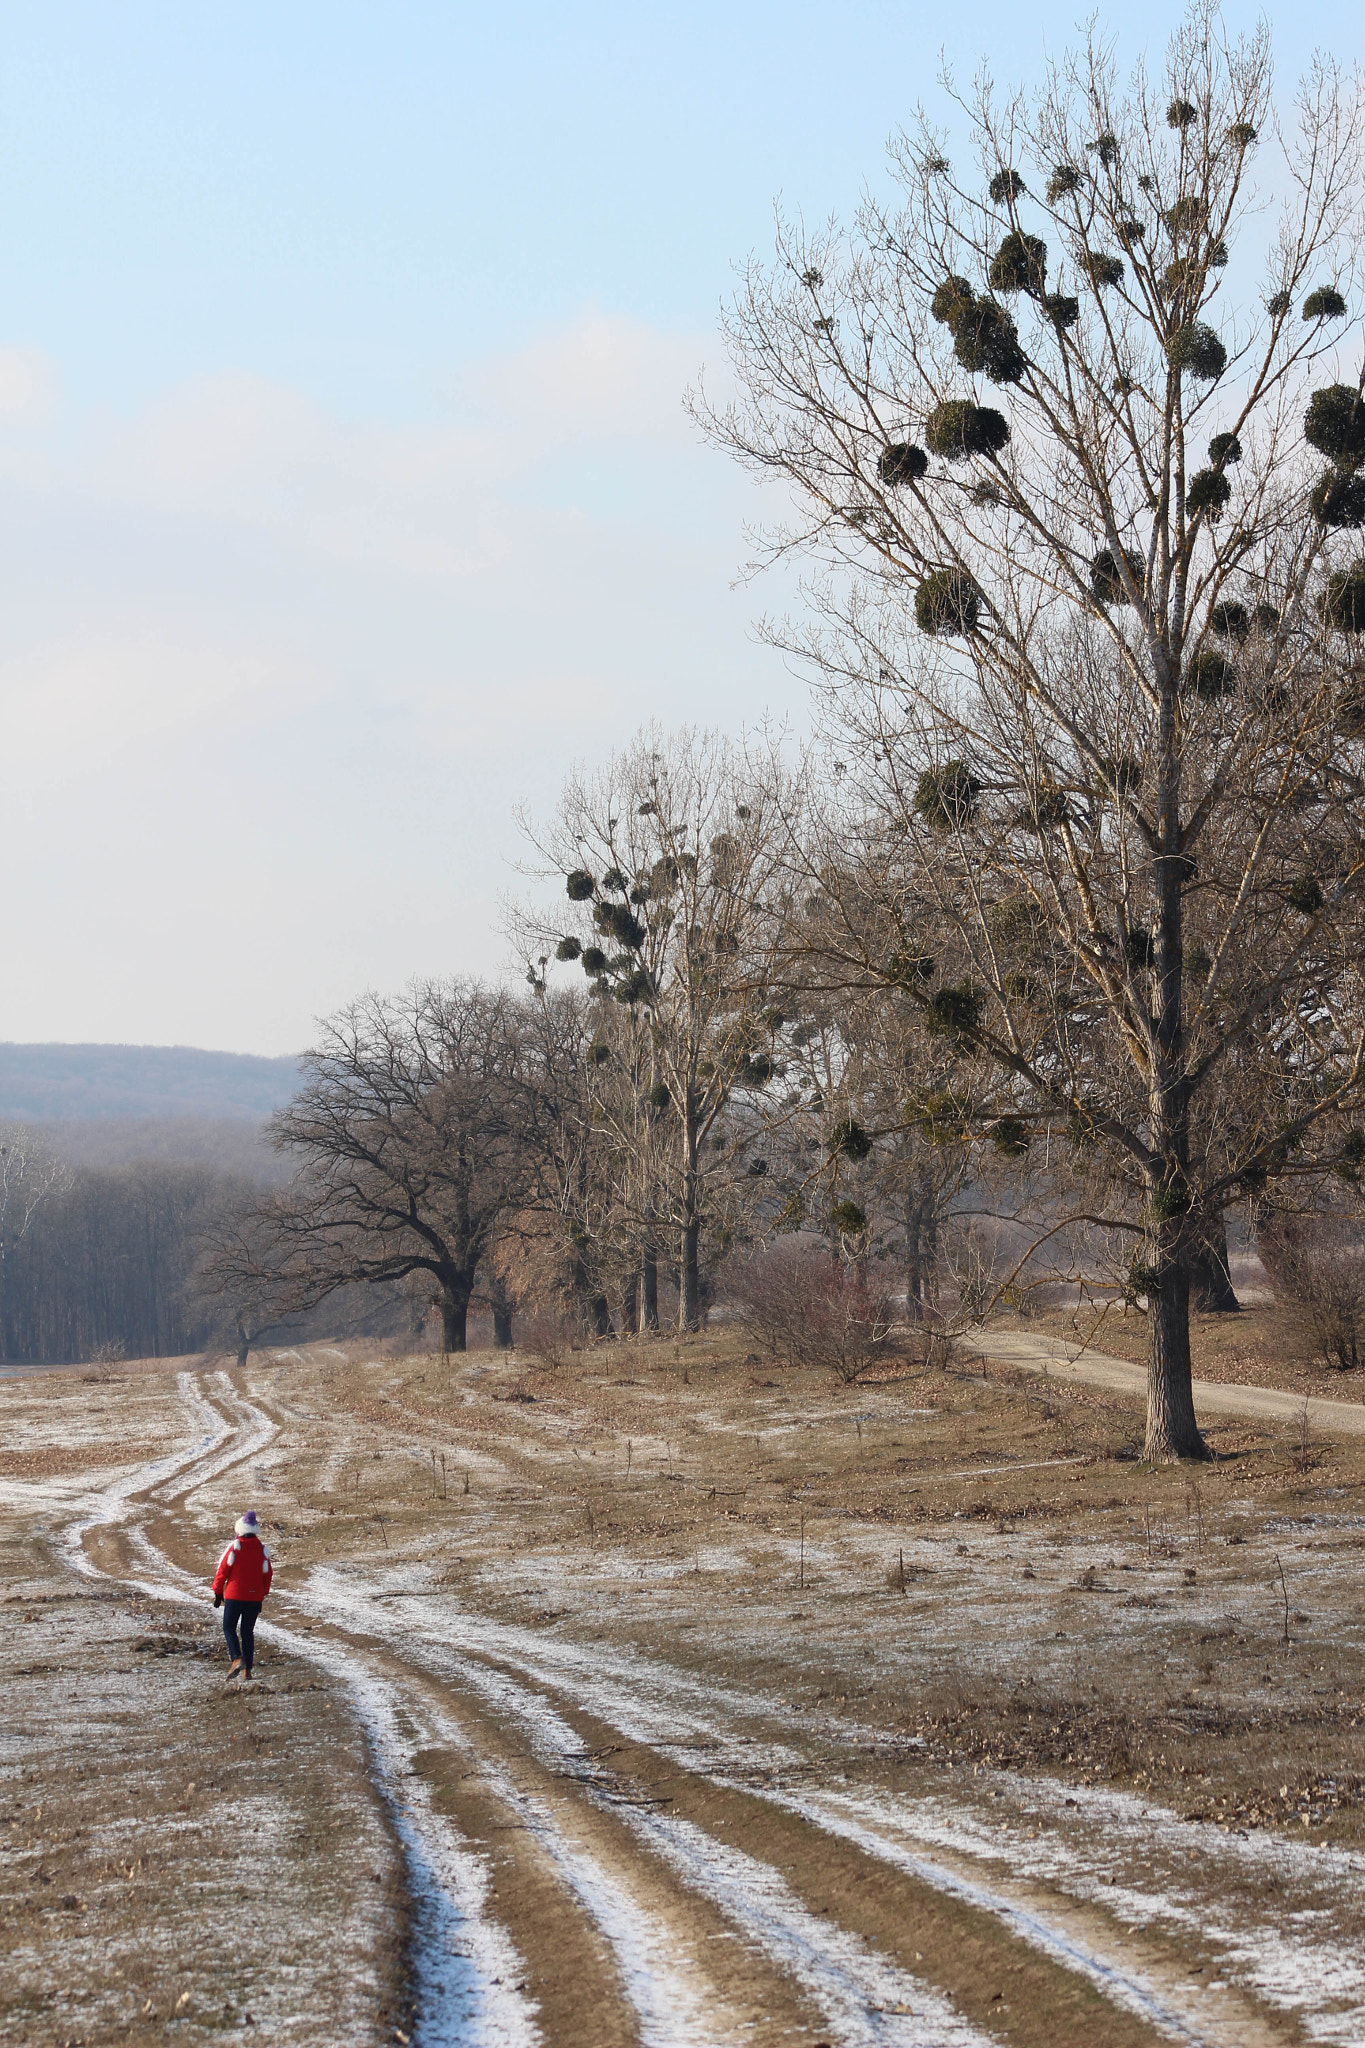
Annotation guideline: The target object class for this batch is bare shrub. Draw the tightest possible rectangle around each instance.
[726,1239,899,1382]
[1258,1214,1365,1371]
[517,1313,578,1370]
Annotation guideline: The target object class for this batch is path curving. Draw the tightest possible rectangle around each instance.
[48,1361,1358,2048]
[957,1329,1365,1437]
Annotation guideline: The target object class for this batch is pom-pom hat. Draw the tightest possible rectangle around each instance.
[235,1510,262,1539]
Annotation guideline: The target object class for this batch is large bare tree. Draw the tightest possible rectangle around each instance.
[698,8,1365,1455]
[206,981,543,1353]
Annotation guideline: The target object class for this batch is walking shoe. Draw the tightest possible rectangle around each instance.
[225,1659,242,1680]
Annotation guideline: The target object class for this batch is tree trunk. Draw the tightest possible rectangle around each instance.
[1191,1210,1239,1313]
[591,1292,614,1339]
[235,1314,251,1371]
[492,1304,513,1348]
[1146,1248,1208,1459]
[904,1183,937,1324]
[679,1085,701,1332]
[441,1290,468,1353]
[679,1218,701,1331]
[1144,679,1208,1462]
[641,1242,658,1330]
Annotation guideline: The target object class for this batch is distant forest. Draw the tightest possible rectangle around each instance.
[0,1043,318,1365]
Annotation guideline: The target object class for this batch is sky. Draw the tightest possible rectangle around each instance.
[0,1,1356,1054]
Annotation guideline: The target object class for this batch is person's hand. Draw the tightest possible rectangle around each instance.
[213,1591,223,1608]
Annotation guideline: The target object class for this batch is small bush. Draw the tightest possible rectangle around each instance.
[727,1240,901,1381]
[1257,1214,1365,1371]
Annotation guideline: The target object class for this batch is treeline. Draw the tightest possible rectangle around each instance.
[0,1160,251,1364]
[0,1148,415,1366]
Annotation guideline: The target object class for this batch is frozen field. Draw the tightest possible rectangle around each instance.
[3,1335,1363,2046]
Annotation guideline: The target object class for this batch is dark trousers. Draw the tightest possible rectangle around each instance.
[222,1599,261,1672]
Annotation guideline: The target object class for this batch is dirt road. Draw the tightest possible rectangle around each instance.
[960,1328,1365,1436]
[5,1345,1364,2047]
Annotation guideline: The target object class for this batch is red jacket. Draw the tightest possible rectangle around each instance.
[213,1534,272,1603]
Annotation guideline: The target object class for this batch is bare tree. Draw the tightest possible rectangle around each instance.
[205,982,543,1353]
[0,1129,71,1361]
[519,728,791,1330]
[697,9,1365,1455]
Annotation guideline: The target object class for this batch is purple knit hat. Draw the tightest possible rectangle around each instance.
[234,1509,261,1538]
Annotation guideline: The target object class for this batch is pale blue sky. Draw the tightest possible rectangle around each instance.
[0,2,1353,1052]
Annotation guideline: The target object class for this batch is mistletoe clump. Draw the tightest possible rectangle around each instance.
[913,760,981,829]
[1323,563,1365,634]
[1087,252,1125,290]
[829,1116,873,1160]
[915,567,982,635]
[1187,468,1232,518]
[924,400,1011,460]
[925,983,984,1040]
[988,231,1048,295]
[1089,546,1145,605]
[1209,600,1249,640]
[1189,647,1236,699]
[991,1115,1031,1157]
[1304,386,1365,467]
[929,277,1025,385]
[1303,286,1348,321]
[989,167,1026,204]
[877,441,929,486]
[1167,323,1227,381]
[1312,471,1365,529]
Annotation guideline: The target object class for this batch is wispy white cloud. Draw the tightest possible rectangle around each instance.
[0,311,793,1051]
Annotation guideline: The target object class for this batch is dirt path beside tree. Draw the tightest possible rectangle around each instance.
[959,1328,1365,1436]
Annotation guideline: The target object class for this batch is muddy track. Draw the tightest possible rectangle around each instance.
[67,1367,1317,2048]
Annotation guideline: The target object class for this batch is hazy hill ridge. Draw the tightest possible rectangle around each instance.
[0,1043,301,1123]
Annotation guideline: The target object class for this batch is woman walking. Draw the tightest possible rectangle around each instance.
[211,1509,273,1681]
